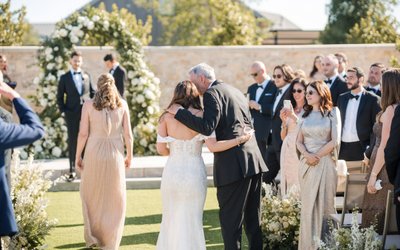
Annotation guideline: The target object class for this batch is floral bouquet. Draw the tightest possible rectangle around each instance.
[261,183,301,249]
[319,211,382,250]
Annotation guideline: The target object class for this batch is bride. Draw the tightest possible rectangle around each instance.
[156,80,252,250]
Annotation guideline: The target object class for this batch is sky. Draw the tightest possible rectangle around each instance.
[8,0,400,31]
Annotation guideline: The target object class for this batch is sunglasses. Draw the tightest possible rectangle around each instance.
[306,90,316,96]
[250,72,258,77]
[273,74,282,79]
[292,88,304,94]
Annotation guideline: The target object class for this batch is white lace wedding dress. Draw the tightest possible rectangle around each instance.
[156,134,210,250]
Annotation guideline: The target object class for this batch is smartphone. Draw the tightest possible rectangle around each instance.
[283,100,291,109]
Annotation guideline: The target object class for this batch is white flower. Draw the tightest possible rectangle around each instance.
[144,89,156,100]
[87,21,94,30]
[128,71,135,79]
[136,94,145,103]
[51,147,62,157]
[53,46,59,51]
[147,106,155,115]
[113,31,118,37]
[45,54,54,62]
[92,15,100,22]
[55,56,63,64]
[46,63,55,70]
[34,145,43,153]
[33,77,40,85]
[57,70,64,78]
[40,99,48,106]
[59,28,68,37]
[154,77,160,85]
[48,93,55,100]
[139,138,147,147]
[103,21,110,30]
[71,26,84,38]
[44,47,52,55]
[70,35,79,44]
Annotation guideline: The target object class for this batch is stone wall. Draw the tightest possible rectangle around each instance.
[1,44,399,108]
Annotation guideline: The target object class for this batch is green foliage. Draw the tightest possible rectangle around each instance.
[81,3,153,46]
[30,4,161,158]
[21,23,41,45]
[346,4,398,43]
[0,0,28,45]
[320,0,399,44]
[139,0,261,45]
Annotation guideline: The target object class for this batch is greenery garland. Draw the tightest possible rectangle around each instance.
[29,6,160,159]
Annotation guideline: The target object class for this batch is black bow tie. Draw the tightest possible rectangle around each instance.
[257,85,264,89]
[366,87,377,93]
[349,94,360,100]
[277,89,283,95]
[73,71,81,75]
[324,79,332,84]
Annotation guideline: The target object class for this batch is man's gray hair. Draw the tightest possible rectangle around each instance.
[189,63,216,81]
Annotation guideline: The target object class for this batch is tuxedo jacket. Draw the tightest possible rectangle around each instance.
[330,76,348,106]
[0,98,44,236]
[57,71,95,114]
[247,80,277,143]
[111,65,126,97]
[270,87,291,151]
[337,90,381,148]
[175,80,268,187]
[385,105,400,198]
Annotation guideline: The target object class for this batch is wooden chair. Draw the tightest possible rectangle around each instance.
[381,190,400,250]
[330,173,368,227]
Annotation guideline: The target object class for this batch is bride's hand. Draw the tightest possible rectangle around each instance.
[76,157,83,172]
[125,156,132,169]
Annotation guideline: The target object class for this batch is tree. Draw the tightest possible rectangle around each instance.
[0,0,28,45]
[320,0,398,44]
[139,0,261,45]
[346,7,398,43]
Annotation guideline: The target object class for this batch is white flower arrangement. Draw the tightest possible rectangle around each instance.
[319,212,382,250]
[3,150,57,249]
[261,183,301,249]
[29,5,160,159]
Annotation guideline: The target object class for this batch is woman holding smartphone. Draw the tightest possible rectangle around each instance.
[279,78,307,195]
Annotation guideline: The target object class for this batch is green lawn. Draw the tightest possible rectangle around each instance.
[46,188,232,249]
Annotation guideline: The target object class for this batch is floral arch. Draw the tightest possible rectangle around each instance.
[29,7,161,159]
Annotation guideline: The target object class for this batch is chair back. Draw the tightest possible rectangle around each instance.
[340,173,368,225]
[382,190,398,248]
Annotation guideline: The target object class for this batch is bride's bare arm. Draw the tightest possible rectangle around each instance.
[204,134,251,153]
[157,114,170,156]
[122,102,133,168]
[75,102,90,170]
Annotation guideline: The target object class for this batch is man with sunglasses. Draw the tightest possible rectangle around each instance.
[337,67,380,172]
[247,61,277,165]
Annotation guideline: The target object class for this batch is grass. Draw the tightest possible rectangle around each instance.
[45,188,235,249]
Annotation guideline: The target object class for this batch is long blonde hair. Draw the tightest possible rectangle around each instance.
[93,73,122,111]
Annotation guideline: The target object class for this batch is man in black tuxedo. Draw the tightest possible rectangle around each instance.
[104,53,126,97]
[168,63,267,250]
[263,64,293,184]
[322,54,348,106]
[335,52,348,80]
[57,51,94,181]
[366,63,385,97]
[337,67,380,172]
[385,104,400,231]
[247,61,277,165]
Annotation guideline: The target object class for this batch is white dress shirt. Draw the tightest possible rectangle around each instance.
[70,69,83,95]
[272,83,290,114]
[342,91,363,142]
[255,77,271,102]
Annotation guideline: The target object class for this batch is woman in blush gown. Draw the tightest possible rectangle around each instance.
[156,80,252,250]
[296,80,341,250]
[75,73,133,250]
[279,78,307,195]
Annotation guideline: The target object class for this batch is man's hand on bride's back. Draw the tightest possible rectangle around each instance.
[166,104,183,115]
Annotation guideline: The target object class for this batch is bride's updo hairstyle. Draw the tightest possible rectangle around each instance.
[167,80,202,110]
[93,73,122,111]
